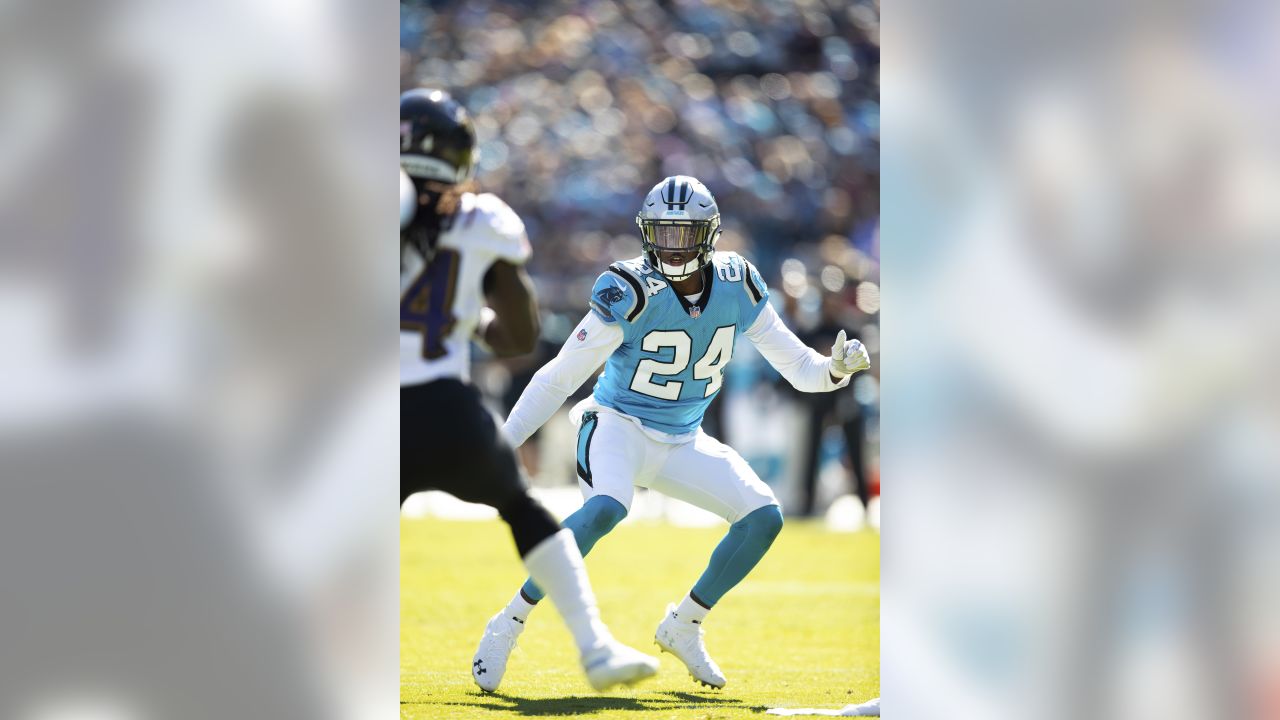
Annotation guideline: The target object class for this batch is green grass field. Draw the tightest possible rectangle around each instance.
[402,517,878,719]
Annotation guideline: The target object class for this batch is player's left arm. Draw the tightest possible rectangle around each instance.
[473,193,539,356]
[827,328,872,380]
[745,303,871,392]
[479,260,540,357]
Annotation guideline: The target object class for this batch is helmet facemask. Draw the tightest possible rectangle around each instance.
[637,215,721,281]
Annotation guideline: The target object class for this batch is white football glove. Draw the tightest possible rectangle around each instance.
[829,329,871,378]
[400,168,417,229]
[471,306,499,354]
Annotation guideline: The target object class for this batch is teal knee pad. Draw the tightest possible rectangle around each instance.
[570,495,628,543]
[746,504,784,542]
[520,495,628,603]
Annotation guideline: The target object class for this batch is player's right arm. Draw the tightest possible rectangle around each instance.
[501,311,623,447]
[501,270,636,446]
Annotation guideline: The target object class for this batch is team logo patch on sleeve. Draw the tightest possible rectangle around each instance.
[596,285,626,307]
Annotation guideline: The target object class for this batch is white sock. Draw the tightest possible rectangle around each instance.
[522,529,613,655]
[502,591,537,626]
[674,592,711,625]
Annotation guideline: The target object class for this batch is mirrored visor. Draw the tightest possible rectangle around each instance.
[644,223,708,250]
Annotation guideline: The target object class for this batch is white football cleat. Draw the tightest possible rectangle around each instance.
[581,640,660,691]
[654,603,727,689]
[471,610,525,692]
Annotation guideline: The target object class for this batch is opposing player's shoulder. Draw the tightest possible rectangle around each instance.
[588,256,657,325]
[457,192,531,264]
[469,192,524,237]
[712,251,768,306]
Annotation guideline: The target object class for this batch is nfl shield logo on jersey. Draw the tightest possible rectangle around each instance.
[689,306,701,319]
[577,328,588,341]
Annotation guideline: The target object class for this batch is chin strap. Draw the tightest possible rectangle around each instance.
[650,251,708,281]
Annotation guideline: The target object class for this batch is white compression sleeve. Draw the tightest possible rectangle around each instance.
[501,313,624,447]
[745,303,851,393]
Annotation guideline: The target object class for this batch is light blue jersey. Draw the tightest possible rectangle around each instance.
[588,252,770,435]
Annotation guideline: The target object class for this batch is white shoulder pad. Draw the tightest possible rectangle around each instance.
[460,192,532,264]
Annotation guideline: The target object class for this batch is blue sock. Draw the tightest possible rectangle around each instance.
[520,495,628,603]
[689,504,784,608]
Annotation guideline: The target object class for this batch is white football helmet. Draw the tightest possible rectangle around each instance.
[636,175,721,280]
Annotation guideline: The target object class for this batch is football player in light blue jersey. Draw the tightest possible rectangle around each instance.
[471,176,871,691]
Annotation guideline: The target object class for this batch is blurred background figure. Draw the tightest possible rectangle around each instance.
[400,0,881,523]
[791,282,879,516]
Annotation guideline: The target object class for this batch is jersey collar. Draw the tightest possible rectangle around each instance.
[673,264,715,319]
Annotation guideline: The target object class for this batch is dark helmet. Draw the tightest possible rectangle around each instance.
[400,89,476,184]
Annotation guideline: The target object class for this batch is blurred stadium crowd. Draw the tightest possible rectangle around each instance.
[401,0,881,515]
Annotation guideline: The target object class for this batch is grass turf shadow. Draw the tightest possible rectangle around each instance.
[402,688,767,716]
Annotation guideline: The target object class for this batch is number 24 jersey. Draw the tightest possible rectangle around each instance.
[589,252,770,435]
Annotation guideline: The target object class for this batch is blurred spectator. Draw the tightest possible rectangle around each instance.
[792,288,873,515]
[401,0,879,307]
